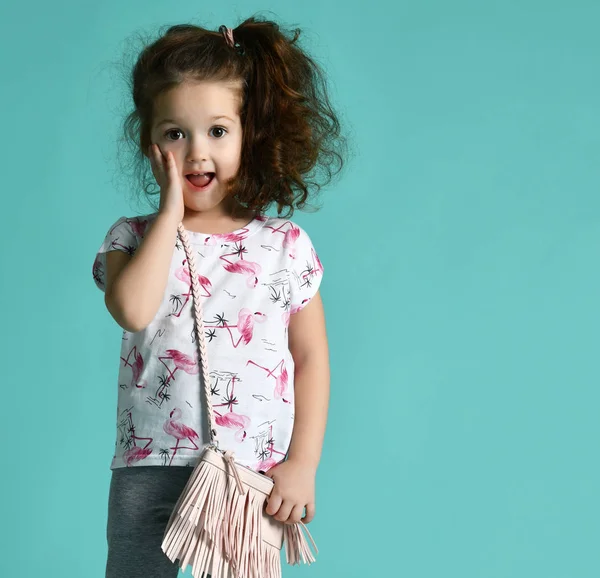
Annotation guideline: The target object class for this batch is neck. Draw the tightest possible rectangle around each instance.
[181,205,257,235]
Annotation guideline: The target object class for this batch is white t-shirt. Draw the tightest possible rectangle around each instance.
[92,212,323,472]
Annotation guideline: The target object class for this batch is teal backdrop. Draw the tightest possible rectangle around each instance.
[1,1,598,577]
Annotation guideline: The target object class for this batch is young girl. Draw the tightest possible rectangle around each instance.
[93,15,347,578]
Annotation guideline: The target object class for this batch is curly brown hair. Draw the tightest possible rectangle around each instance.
[113,13,352,219]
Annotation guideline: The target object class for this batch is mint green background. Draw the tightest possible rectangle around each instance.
[1,1,598,577]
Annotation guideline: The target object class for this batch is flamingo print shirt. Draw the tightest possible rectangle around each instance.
[92,212,323,472]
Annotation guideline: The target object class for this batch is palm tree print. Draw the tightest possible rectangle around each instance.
[232,242,247,258]
[169,294,183,314]
[159,448,171,466]
[146,373,172,409]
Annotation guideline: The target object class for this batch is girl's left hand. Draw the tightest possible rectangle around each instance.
[263,458,316,524]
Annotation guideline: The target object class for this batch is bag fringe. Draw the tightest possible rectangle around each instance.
[161,458,284,578]
[161,454,319,577]
[284,520,319,565]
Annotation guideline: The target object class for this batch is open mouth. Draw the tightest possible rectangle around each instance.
[185,173,215,191]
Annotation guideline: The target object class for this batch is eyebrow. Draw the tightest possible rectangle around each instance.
[155,115,236,127]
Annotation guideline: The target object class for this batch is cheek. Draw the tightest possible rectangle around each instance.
[225,137,242,163]
[154,142,179,163]
[231,149,243,170]
[218,155,241,175]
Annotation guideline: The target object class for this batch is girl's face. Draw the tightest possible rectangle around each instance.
[149,79,244,218]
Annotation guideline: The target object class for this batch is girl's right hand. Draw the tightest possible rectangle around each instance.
[148,143,185,223]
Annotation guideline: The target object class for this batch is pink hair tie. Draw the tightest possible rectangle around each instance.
[218,25,245,55]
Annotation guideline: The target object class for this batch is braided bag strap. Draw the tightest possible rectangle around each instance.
[176,223,220,449]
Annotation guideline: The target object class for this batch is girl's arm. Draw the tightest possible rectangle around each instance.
[104,211,180,333]
[286,291,330,469]
[264,291,330,524]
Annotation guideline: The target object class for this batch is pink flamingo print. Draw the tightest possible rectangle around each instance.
[147,348,199,410]
[205,308,266,348]
[121,410,153,466]
[215,412,251,442]
[283,227,300,258]
[247,359,290,402]
[163,408,200,466]
[213,374,251,442]
[219,243,262,288]
[224,259,262,288]
[120,345,147,388]
[174,259,212,298]
[264,221,300,258]
[204,228,252,245]
[158,349,199,386]
[167,258,212,318]
[107,238,133,255]
[255,424,287,472]
[129,218,150,238]
[107,217,149,253]
[311,248,324,274]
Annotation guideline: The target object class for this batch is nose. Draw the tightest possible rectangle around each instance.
[185,134,209,164]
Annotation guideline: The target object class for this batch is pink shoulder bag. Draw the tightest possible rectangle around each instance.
[160,223,318,578]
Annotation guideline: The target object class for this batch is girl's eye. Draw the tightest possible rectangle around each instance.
[165,129,183,140]
[164,127,227,140]
[210,127,227,138]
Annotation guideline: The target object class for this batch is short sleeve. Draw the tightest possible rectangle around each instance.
[287,223,324,313]
[92,216,141,292]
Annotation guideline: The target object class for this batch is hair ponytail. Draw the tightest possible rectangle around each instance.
[119,14,350,218]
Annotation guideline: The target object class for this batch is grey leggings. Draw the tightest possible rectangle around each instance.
[105,465,198,578]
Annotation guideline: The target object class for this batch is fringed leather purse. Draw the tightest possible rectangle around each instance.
[160,223,319,578]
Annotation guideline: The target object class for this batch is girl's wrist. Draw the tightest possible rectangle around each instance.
[286,454,319,472]
[157,209,182,224]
